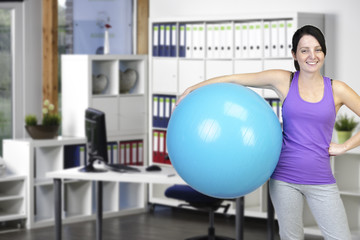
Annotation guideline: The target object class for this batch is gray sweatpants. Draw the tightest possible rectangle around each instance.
[269,179,351,240]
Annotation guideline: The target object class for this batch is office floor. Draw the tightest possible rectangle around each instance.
[0,206,323,240]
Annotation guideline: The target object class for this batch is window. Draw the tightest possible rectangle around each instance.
[0,2,23,155]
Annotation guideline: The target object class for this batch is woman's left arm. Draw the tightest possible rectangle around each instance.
[329,80,360,156]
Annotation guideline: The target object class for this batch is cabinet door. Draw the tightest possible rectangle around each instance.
[234,60,263,96]
[152,58,177,93]
[263,59,295,98]
[205,60,233,79]
[178,60,205,94]
[92,97,119,135]
[119,96,146,135]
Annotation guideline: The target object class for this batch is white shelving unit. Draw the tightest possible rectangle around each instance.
[2,54,149,229]
[61,54,148,138]
[146,12,360,238]
[0,175,26,225]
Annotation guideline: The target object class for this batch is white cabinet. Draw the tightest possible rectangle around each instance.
[61,54,148,138]
[178,60,204,93]
[148,12,336,237]
[152,58,177,94]
[0,175,26,225]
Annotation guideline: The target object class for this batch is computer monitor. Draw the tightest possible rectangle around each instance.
[80,108,108,172]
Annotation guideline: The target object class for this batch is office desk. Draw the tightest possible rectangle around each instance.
[47,166,250,240]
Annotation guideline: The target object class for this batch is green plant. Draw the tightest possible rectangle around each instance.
[25,115,37,126]
[335,114,358,131]
[24,99,61,126]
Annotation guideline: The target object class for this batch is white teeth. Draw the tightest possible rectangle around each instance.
[307,62,317,65]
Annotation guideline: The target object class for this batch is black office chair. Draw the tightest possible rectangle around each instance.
[165,184,234,240]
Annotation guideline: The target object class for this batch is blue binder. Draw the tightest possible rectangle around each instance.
[152,24,160,56]
[178,24,186,57]
[170,24,177,57]
[159,24,166,56]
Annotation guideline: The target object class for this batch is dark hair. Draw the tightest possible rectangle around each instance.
[292,25,326,71]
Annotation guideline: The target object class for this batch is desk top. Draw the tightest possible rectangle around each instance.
[46,166,186,185]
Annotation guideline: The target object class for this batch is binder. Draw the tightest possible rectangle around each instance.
[263,21,271,58]
[271,21,279,57]
[286,20,295,57]
[125,142,131,165]
[131,142,138,165]
[165,96,171,122]
[198,24,205,58]
[165,24,171,56]
[138,141,143,166]
[248,22,256,58]
[219,24,226,58]
[234,23,242,58]
[107,143,113,163]
[153,95,159,127]
[171,97,176,113]
[112,143,118,164]
[206,24,214,58]
[271,100,279,117]
[119,142,126,164]
[225,23,233,58]
[192,24,199,58]
[213,24,220,58]
[185,24,193,58]
[278,20,286,57]
[159,24,166,56]
[254,21,262,58]
[159,131,165,163]
[153,131,160,163]
[158,96,165,126]
[241,23,249,58]
[152,24,160,56]
[163,131,171,165]
[79,145,86,167]
[170,24,177,57]
[179,24,186,57]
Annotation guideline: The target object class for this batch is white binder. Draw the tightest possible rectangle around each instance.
[241,23,249,58]
[254,21,262,58]
[278,20,286,57]
[225,23,233,58]
[185,24,193,58]
[206,24,214,58]
[198,23,206,58]
[263,21,271,58]
[271,21,279,58]
[234,23,242,58]
[213,24,220,58]
[248,22,256,58]
[192,24,199,58]
[219,23,227,58]
[286,20,295,57]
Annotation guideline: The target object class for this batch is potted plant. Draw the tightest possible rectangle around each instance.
[25,100,61,139]
[334,114,358,144]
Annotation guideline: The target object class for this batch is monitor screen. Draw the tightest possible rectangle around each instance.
[80,108,108,172]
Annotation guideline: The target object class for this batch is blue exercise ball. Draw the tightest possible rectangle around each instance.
[167,83,282,199]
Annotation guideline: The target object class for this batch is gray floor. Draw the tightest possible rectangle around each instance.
[0,206,323,240]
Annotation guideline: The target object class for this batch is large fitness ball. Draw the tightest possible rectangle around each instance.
[167,83,282,198]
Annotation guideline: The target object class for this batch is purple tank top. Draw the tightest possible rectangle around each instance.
[271,71,336,184]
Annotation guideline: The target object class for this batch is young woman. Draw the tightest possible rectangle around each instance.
[177,25,359,239]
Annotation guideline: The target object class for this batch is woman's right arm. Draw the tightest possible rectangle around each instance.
[176,69,292,104]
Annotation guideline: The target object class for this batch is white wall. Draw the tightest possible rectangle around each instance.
[149,0,360,114]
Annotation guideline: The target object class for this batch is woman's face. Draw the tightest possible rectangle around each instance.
[292,34,325,73]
